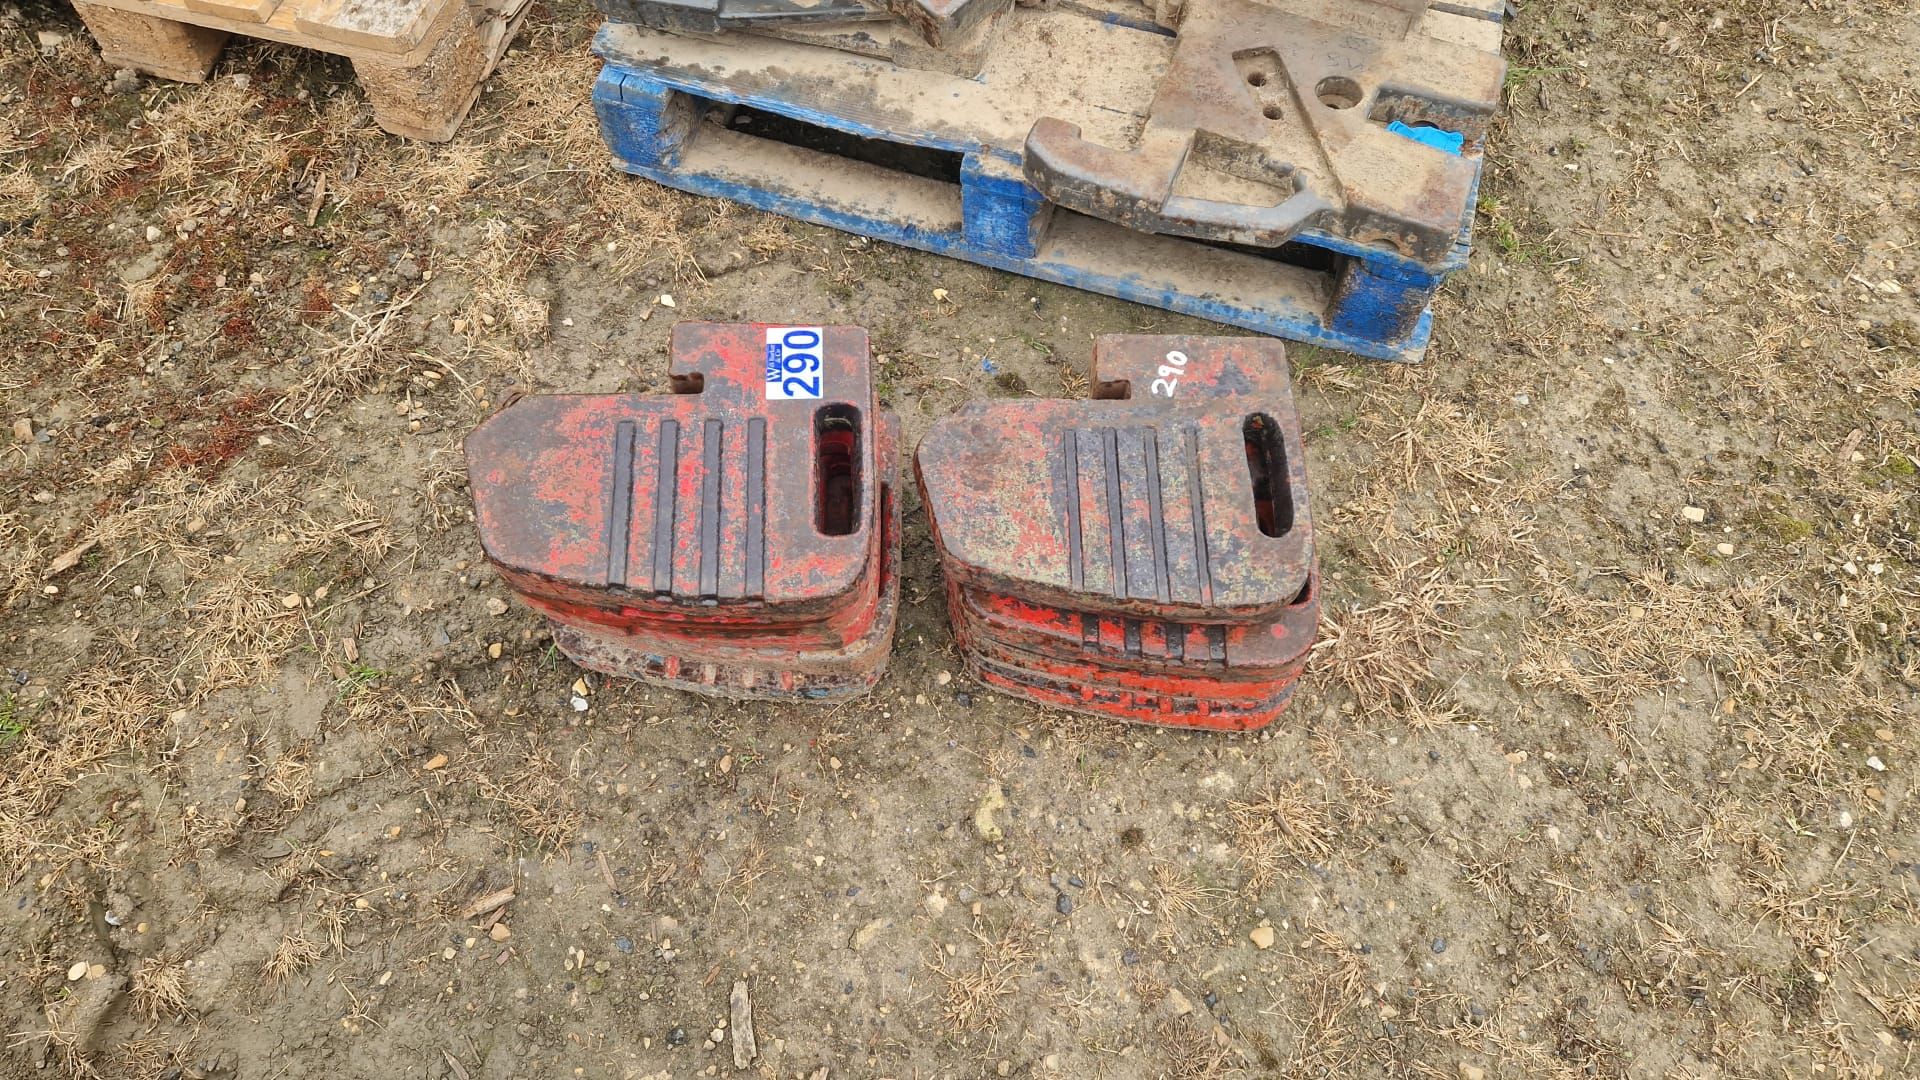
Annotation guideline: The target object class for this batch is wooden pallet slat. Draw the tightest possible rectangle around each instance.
[180,0,281,23]
[294,0,441,55]
[72,0,533,140]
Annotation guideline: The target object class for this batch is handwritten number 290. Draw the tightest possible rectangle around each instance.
[1149,350,1189,398]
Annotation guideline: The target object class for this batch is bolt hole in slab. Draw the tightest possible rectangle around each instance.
[814,404,862,536]
[1242,413,1294,538]
[1262,105,1284,121]
[1246,71,1268,87]
[1315,75,1364,110]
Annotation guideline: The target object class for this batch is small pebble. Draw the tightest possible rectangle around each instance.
[1431,937,1449,954]
[1055,894,1073,915]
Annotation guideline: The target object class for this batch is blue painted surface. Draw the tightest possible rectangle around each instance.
[1389,120,1466,155]
[593,67,693,168]
[591,27,1480,280]
[589,58,1483,362]
[960,154,1051,260]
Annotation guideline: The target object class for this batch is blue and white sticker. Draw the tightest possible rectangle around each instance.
[765,326,825,400]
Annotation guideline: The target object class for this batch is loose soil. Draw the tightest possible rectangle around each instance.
[2,1,1917,1078]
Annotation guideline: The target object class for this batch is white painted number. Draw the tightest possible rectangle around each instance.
[765,326,825,400]
[1149,350,1189,398]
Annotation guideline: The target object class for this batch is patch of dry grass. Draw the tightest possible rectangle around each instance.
[1225,784,1337,893]
[1155,1014,1242,1079]
[1312,554,1473,712]
[174,575,301,694]
[932,922,1038,1037]
[1148,863,1227,947]
[59,138,139,195]
[261,928,327,985]
[0,508,40,609]
[461,218,551,345]
[129,957,190,1021]
[1261,922,1373,1078]
[464,734,584,850]
[490,43,606,172]
[0,674,163,886]
[285,283,431,414]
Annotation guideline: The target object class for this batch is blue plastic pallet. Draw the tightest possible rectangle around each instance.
[589,13,1490,362]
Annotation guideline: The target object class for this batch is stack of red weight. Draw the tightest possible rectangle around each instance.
[465,322,901,700]
[914,334,1319,731]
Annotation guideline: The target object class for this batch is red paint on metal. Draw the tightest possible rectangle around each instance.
[916,334,1319,731]
[467,322,900,701]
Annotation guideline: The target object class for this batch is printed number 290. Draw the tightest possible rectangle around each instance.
[1149,350,1189,398]
[766,326,824,400]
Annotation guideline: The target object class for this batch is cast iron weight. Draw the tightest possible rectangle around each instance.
[915,334,1320,730]
[466,322,901,700]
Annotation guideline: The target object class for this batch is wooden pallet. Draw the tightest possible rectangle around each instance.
[591,0,1505,361]
[73,0,535,140]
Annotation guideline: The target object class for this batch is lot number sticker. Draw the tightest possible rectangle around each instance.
[765,326,825,400]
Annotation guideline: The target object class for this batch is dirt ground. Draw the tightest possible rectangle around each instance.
[2,0,1917,1077]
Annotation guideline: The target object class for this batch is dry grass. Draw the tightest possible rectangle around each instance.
[99,1035,196,1080]
[1225,784,1338,893]
[261,929,327,985]
[1155,1014,1242,1079]
[0,508,40,609]
[0,675,163,886]
[58,139,138,195]
[931,922,1038,1037]
[1261,922,1374,1078]
[1312,554,1473,713]
[1148,863,1228,947]
[285,284,432,414]
[174,576,301,694]
[464,734,585,850]
[129,958,190,1022]
[460,218,552,346]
